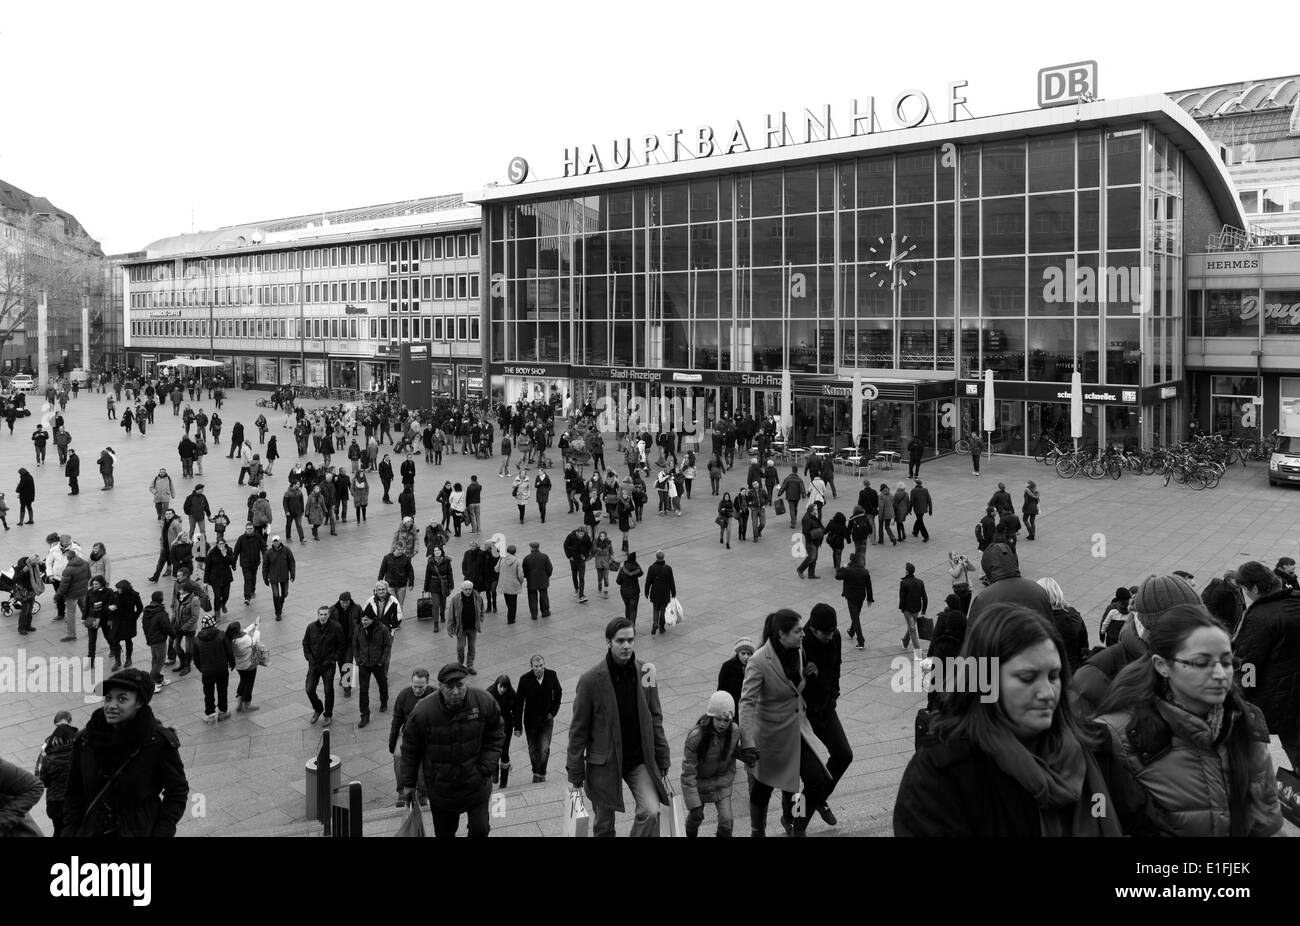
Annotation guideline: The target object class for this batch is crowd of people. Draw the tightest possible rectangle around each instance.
[3,374,1298,841]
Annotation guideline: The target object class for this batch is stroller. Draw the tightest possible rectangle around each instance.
[0,565,42,617]
[474,436,492,459]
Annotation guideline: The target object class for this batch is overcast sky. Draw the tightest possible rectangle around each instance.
[3,0,1295,254]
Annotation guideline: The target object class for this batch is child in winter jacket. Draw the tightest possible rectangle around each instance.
[141,591,173,689]
[680,692,757,837]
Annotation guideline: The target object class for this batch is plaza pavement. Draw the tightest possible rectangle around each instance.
[2,386,1298,837]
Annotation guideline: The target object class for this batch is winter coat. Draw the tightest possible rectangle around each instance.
[305,493,328,526]
[1233,587,1300,739]
[55,555,91,603]
[283,487,305,518]
[38,730,77,806]
[251,497,273,528]
[966,545,1054,627]
[593,537,614,570]
[172,589,205,635]
[717,656,746,719]
[644,561,676,607]
[362,595,402,631]
[680,716,750,810]
[62,707,188,837]
[192,627,235,674]
[1094,692,1280,837]
[397,688,504,812]
[141,603,171,645]
[352,620,393,668]
[892,732,1153,837]
[878,491,895,522]
[150,475,175,505]
[110,582,143,642]
[515,669,563,729]
[1051,606,1090,672]
[1071,619,1147,719]
[261,543,295,585]
[567,656,671,812]
[522,551,552,589]
[203,546,235,589]
[449,591,484,636]
[910,485,933,517]
[302,618,346,667]
[461,548,487,591]
[893,488,911,520]
[377,554,415,591]
[802,628,842,714]
[616,560,643,598]
[1022,489,1040,516]
[490,683,516,731]
[512,477,531,505]
[739,639,810,792]
[232,628,260,672]
[232,532,264,569]
[388,685,435,752]
[350,479,370,507]
[898,575,928,614]
[425,556,454,597]
[563,530,593,563]
[779,473,804,502]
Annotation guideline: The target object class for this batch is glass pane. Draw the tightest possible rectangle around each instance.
[1204,290,1255,336]
[1107,130,1141,186]
[1029,134,1075,193]
[1029,255,1074,316]
[752,218,783,267]
[1103,252,1141,315]
[752,170,783,217]
[1028,193,1074,253]
[960,145,980,199]
[857,157,893,208]
[960,201,979,256]
[1027,318,1076,382]
[689,180,717,221]
[1078,190,1100,251]
[983,197,1025,255]
[1262,290,1300,336]
[1078,132,1100,187]
[936,202,955,258]
[1105,317,1140,384]
[982,257,1025,316]
[661,182,689,225]
[857,210,892,261]
[784,167,817,214]
[984,319,1026,380]
[1107,188,1141,250]
[900,319,935,369]
[896,152,934,204]
[785,215,817,265]
[982,140,1026,196]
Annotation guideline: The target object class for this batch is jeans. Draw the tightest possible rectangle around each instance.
[240,566,257,601]
[751,507,765,539]
[236,667,257,702]
[912,514,930,541]
[622,593,639,626]
[188,516,207,543]
[907,458,921,479]
[177,631,196,669]
[845,597,866,644]
[456,629,478,669]
[806,706,853,800]
[287,514,305,541]
[971,451,981,473]
[202,671,229,715]
[149,642,167,683]
[749,740,832,834]
[685,798,734,837]
[787,499,800,528]
[212,583,231,614]
[1024,512,1036,539]
[269,580,289,617]
[503,592,518,623]
[527,587,550,619]
[431,801,490,838]
[524,720,554,775]
[797,542,821,577]
[878,518,896,544]
[306,663,336,715]
[592,763,661,837]
[63,596,84,639]
[570,559,587,596]
[467,503,481,532]
[358,664,389,718]
[901,610,923,650]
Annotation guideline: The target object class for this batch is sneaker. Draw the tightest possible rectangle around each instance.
[856,640,865,649]
[217,711,231,721]
[379,703,388,712]
[578,596,588,603]
[203,713,217,724]
[395,799,408,808]
[310,710,323,725]
[154,683,163,694]
[532,774,544,783]
[467,667,477,675]
[178,667,191,677]
[59,636,77,642]
[322,715,332,727]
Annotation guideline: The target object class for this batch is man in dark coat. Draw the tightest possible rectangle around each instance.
[515,655,563,782]
[909,479,933,542]
[1234,561,1300,769]
[97,447,116,490]
[353,612,393,728]
[231,523,264,606]
[398,663,505,838]
[389,668,434,806]
[262,535,296,621]
[522,541,553,620]
[966,544,1054,629]
[567,618,670,837]
[38,711,79,836]
[976,506,997,552]
[400,454,417,490]
[563,527,593,602]
[378,454,395,503]
[906,435,924,479]
[65,449,81,495]
[303,605,346,725]
[803,603,851,827]
[329,591,363,697]
[644,549,677,636]
[856,480,879,543]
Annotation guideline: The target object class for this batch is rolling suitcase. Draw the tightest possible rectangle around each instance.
[417,593,435,621]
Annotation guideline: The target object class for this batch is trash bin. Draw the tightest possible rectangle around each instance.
[305,754,341,819]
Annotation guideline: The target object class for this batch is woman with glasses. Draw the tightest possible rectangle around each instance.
[1092,604,1282,837]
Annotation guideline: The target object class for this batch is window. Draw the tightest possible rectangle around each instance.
[457,234,468,258]
[348,246,356,264]
[422,276,432,300]
[433,237,443,259]
[457,316,468,340]
[401,318,410,340]
[368,243,377,263]
[331,283,340,302]
[369,280,377,301]
[411,239,421,272]
[469,275,480,299]
[434,277,444,299]
[421,237,432,261]
[422,317,432,339]
[1262,188,1286,214]
[379,242,388,263]
[369,319,377,339]
[457,275,468,299]
[470,316,480,341]
[380,318,388,340]
[434,317,444,340]
[469,232,480,256]
[350,281,358,301]
[380,280,388,301]
[445,275,455,298]
[400,239,409,270]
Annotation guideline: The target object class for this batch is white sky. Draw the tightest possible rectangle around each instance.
[3,0,1295,254]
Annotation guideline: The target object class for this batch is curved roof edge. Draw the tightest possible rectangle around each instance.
[474,94,1246,229]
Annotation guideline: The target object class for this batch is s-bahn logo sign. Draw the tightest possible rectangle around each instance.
[563,83,973,177]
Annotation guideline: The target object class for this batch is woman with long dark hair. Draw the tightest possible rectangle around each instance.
[1092,604,1282,836]
[716,492,734,549]
[489,675,516,788]
[739,608,832,836]
[894,603,1154,836]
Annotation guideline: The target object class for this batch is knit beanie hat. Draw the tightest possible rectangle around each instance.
[1131,575,1201,626]
[808,603,837,632]
[200,614,218,629]
[733,637,755,655]
[706,691,735,718]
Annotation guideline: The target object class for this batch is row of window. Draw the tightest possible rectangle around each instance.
[1238,187,1300,215]
[130,274,480,308]
[128,232,481,283]
[131,314,481,342]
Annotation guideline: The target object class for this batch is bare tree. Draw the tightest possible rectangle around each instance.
[0,211,102,369]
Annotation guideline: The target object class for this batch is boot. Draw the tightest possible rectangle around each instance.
[749,802,767,837]
[498,761,510,789]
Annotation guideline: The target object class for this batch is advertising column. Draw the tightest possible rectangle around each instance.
[399,341,432,412]
[37,291,49,392]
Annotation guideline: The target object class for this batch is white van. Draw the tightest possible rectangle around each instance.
[1267,434,1300,487]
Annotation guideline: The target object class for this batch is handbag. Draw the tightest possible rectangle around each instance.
[658,778,687,837]
[714,514,727,527]
[774,497,786,516]
[916,615,935,640]
[253,640,271,667]
[562,788,590,837]
[394,804,426,837]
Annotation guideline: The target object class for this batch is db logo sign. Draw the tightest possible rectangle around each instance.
[1038,61,1098,108]
[507,157,529,184]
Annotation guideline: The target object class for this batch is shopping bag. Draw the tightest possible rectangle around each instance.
[774,497,786,517]
[916,615,934,641]
[562,788,590,837]
[253,641,271,667]
[664,597,684,627]
[394,804,426,837]
[658,778,687,837]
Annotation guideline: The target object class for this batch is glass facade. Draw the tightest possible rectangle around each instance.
[487,123,1186,452]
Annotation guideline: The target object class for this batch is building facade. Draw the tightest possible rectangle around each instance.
[123,196,483,399]
[475,94,1241,455]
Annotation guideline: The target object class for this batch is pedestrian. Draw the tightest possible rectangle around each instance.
[909,479,933,541]
[680,691,757,837]
[522,540,553,620]
[97,447,116,490]
[976,506,996,553]
[566,618,671,837]
[534,466,552,523]
[305,485,328,540]
[616,552,643,627]
[107,578,142,670]
[150,469,175,521]
[1233,560,1300,770]
[37,711,78,836]
[563,526,593,603]
[142,591,171,693]
[969,433,984,475]
[465,475,482,533]
[1023,481,1040,540]
[796,502,824,580]
[65,448,80,495]
[716,638,754,720]
[353,611,393,728]
[54,547,90,645]
[192,613,235,723]
[716,491,734,548]
[425,547,454,628]
[14,467,35,525]
[898,563,928,656]
[802,603,852,826]
[448,580,484,674]
[397,483,416,519]
[512,466,531,523]
[906,434,924,479]
[877,482,897,545]
[266,435,279,475]
[60,668,189,837]
[740,609,833,836]
[488,675,516,786]
[229,618,262,713]
[261,534,296,621]
[10,554,43,635]
[389,669,433,807]
[592,531,614,599]
[707,454,724,495]
[947,551,977,613]
[303,605,346,726]
[893,603,1154,836]
[351,471,370,522]
[749,480,768,541]
[231,522,264,607]
[644,549,677,636]
[378,454,394,503]
[966,543,1054,627]
[515,655,563,783]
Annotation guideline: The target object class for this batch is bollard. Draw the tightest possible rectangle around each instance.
[305,730,340,824]
[348,781,363,837]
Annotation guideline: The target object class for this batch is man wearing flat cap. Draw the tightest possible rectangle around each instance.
[398,663,504,837]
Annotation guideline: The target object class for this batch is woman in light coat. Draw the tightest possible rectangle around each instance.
[150,470,175,520]
[228,618,262,712]
[512,468,531,524]
[892,481,911,541]
[495,543,526,624]
[350,472,370,522]
[739,608,833,836]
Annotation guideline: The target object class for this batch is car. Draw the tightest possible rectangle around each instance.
[9,374,35,393]
[1268,435,1300,486]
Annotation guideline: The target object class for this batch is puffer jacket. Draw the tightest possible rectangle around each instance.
[424,556,454,597]
[191,626,235,674]
[1072,619,1147,719]
[496,553,524,595]
[679,716,751,811]
[1233,587,1300,739]
[141,602,171,645]
[305,492,328,526]
[352,619,392,668]
[362,595,402,631]
[1094,691,1281,837]
[172,591,206,635]
[592,537,614,570]
[397,688,504,812]
[39,727,78,804]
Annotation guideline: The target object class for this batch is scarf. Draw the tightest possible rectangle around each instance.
[1162,692,1227,743]
[985,720,1121,837]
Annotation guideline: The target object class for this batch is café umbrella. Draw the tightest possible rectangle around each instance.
[983,369,995,457]
[780,370,793,438]
[851,371,864,448]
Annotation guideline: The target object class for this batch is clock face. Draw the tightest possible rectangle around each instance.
[867,233,919,290]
